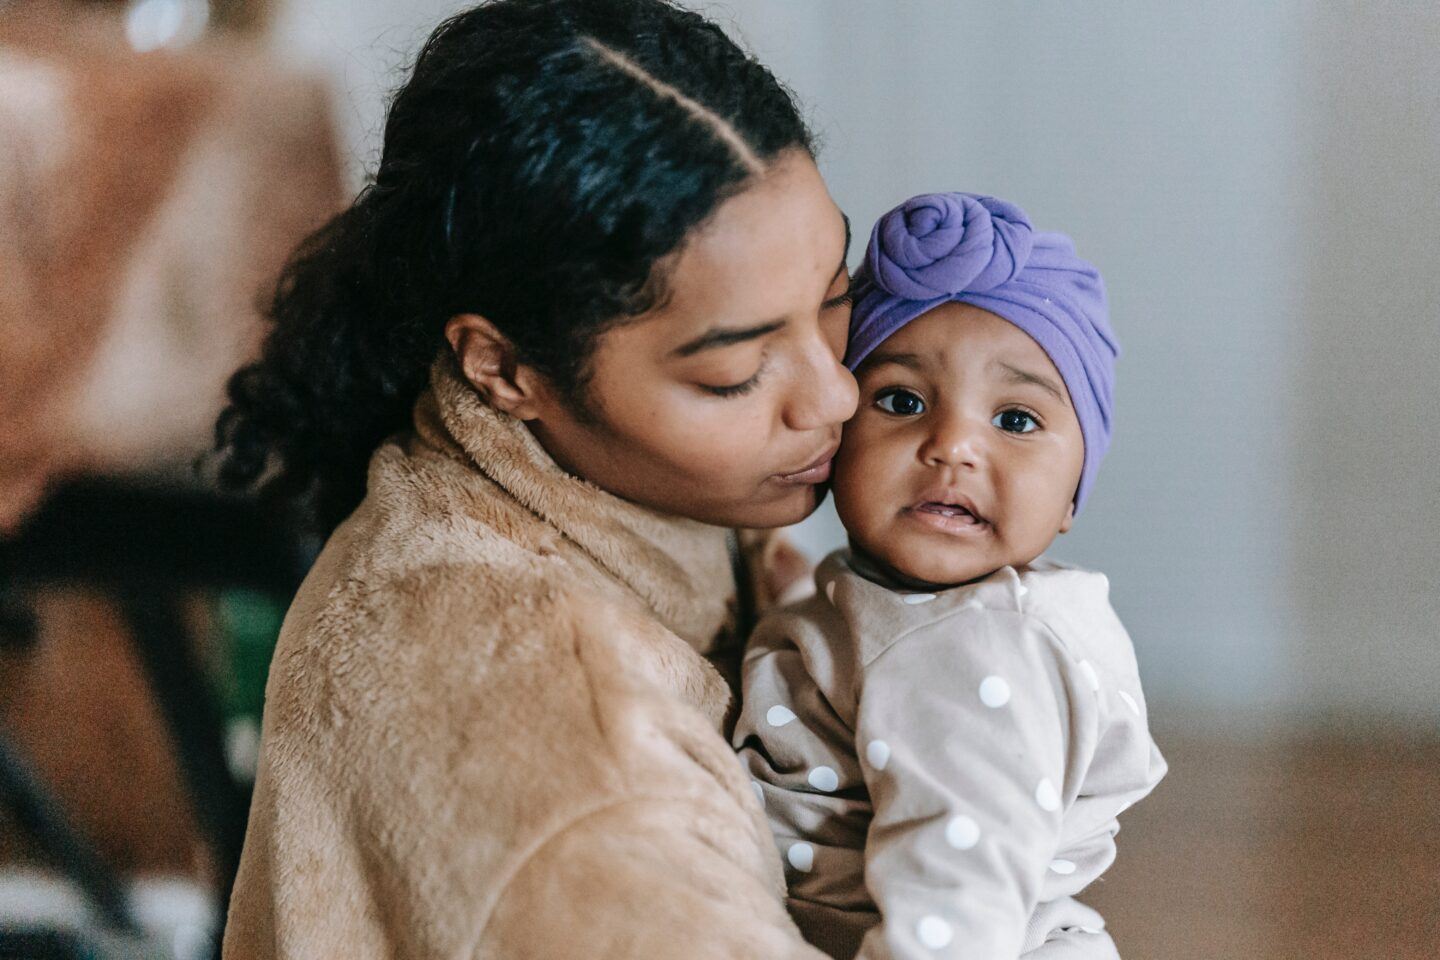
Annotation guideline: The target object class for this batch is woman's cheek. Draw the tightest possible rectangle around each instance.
[648,395,768,476]
[702,406,777,470]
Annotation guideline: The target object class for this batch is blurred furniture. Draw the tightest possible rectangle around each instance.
[0,3,342,956]
[74,0,278,33]
[0,732,137,936]
[0,481,313,956]
[0,0,344,532]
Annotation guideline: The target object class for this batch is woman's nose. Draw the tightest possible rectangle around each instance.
[782,339,859,432]
[919,412,985,469]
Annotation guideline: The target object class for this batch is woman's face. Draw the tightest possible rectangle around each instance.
[527,149,859,528]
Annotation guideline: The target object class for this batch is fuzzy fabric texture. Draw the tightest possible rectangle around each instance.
[223,357,825,959]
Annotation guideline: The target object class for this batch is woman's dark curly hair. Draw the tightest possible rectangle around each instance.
[213,0,813,532]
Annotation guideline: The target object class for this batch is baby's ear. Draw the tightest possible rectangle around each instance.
[1058,502,1076,534]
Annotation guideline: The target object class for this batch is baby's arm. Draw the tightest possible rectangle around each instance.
[853,610,1091,960]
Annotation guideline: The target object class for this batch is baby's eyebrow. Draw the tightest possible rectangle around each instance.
[861,351,924,371]
[997,361,1067,405]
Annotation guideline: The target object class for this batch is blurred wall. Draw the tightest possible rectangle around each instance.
[1292,4,1440,725]
[710,1,1308,725]
[268,0,472,182]
[270,0,1439,726]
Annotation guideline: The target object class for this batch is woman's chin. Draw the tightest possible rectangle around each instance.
[697,482,824,530]
[763,482,830,527]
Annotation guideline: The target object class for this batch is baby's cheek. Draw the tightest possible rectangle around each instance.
[834,430,911,545]
[998,483,1068,562]
[830,444,880,535]
[829,453,862,525]
[835,414,893,472]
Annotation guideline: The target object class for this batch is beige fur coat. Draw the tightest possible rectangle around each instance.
[224,358,824,959]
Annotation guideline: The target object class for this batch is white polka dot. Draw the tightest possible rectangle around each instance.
[1035,778,1061,812]
[1077,660,1101,692]
[916,915,953,949]
[903,593,937,605]
[787,842,814,872]
[865,739,891,771]
[1118,691,1141,715]
[978,675,1011,708]
[825,580,836,603]
[751,781,765,807]
[766,705,797,727]
[807,765,839,792]
[944,815,980,850]
[1049,858,1077,875]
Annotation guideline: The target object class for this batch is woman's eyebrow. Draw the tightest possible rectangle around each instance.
[671,319,787,357]
[997,361,1068,405]
[674,213,850,359]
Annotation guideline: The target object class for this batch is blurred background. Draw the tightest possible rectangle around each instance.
[1,0,1435,957]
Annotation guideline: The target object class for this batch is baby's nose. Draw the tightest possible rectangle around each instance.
[919,414,986,469]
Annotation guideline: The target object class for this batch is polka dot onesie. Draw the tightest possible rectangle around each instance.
[734,550,1167,960]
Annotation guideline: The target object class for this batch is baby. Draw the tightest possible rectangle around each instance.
[734,193,1167,960]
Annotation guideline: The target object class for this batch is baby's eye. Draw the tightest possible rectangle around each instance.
[993,409,1039,434]
[875,388,926,416]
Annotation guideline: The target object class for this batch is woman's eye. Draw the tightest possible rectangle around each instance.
[821,277,855,310]
[994,409,1039,433]
[875,389,925,416]
[702,370,763,398]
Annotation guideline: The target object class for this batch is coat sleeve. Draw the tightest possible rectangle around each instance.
[466,592,828,960]
[480,795,828,959]
[851,612,1091,960]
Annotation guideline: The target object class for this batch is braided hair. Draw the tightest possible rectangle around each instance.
[214,0,813,531]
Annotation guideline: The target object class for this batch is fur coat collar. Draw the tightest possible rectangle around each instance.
[414,357,734,650]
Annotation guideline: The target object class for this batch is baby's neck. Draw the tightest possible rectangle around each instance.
[845,539,1029,593]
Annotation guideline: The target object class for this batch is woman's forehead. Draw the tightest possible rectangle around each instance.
[653,154,846,331]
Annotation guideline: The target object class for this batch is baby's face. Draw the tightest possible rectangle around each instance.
[832,302,1085,588]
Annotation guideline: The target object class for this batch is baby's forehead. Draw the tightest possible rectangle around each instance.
[855,303,1063,383]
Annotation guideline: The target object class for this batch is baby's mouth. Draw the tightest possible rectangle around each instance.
[906,498,991,537]
[914,501,983,523]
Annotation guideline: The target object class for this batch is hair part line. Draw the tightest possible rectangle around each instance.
[581,36,764,174]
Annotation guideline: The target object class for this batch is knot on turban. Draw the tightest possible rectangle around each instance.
[846,192,1118,513]
[865,193,1034,300]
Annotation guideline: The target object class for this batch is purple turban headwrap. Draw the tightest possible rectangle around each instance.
[846,193,1117,512]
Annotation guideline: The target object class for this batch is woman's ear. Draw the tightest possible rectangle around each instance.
[1058,501,1076,534]
[445,314,549,420]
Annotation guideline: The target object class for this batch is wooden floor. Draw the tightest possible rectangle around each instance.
[1085,729,1440,960]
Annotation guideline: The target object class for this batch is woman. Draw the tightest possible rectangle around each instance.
[215,1,858,957]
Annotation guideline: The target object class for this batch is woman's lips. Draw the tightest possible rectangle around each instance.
[905,501,991,538]
[775,445,839,485]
